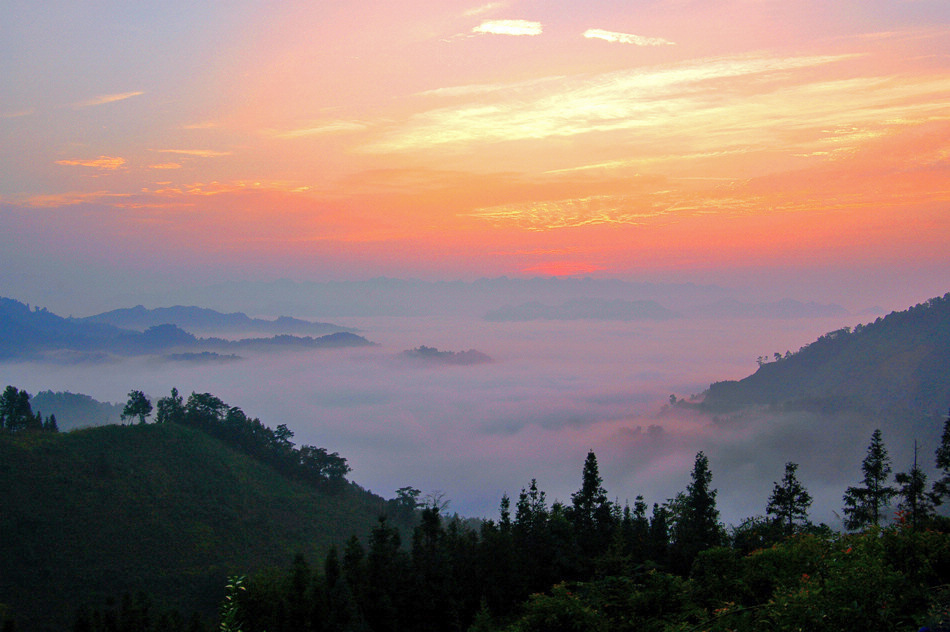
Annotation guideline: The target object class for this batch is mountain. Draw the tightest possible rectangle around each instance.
[0,297,139,358]
[399,345,493,365]
[0,298,375,360]
[0,422,409,631]
[79,305,352,336]
[700,292,950,424]
[28,390,123,430]
[484,298,679,322]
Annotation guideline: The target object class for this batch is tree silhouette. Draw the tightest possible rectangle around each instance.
[933,409,950,506]
[895,441,934,530]
[842,429,896,530]
[121,390,152,425]
[672,452,721,573]
[766,462,812,534]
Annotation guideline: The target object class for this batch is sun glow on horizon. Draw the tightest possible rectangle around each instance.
[0,3,948,287]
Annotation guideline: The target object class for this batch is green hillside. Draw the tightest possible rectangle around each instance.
[0,422,403,631]
[701,292,950,423]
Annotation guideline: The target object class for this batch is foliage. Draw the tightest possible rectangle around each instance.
[121,389,153,425]
[0,419,406,631]
[155,387,352,492]
[842,429,896,529]
[895,447,936,530]
[700,292,950,426]
[671,452,723,573]
[933,409,950,506]
[1,385,58,434]
[766,462,812,534]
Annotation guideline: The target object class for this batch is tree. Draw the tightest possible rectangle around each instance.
[155,388,184,424]
[569,450,613,560]
[120,390,152,425]
[766,462,812,534]
[0,385,39,432]
[895,441,935,530]
[392,486,421,518]
[933,409,950,506]
[671,451,721,573]
[842,429,897,530]
[183,392,227,429]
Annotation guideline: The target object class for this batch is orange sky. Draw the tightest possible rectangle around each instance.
[1,0,949,301]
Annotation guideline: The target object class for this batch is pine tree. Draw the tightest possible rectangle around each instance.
[766,462,812,534]
[933,409,950,505]
[842,429,897,530]
[672,452,721,574]
[647,502,669,567]
[895,441,935,530]
[569,450,613,561]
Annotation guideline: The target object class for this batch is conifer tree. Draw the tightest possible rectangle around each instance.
[895,441,935,530]
[842,429,896,530]
[671,452,721,573]
[766,462,812,534]
[933,409,950,505]
[569,450,613,560]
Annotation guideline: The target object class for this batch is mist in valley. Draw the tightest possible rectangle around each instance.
[5,292,929,531]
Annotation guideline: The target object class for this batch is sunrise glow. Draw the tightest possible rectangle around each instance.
[1,0,949,296]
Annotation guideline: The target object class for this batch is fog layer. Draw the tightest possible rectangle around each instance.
[7,308,919,528]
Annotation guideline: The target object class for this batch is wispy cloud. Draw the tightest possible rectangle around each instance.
[584,29,675,46]
[21,191,130,207]
[473,19,542,36]
[181,121,219,130]
[269,120,368,139]
[55,156,126,170]
[0,108,34,119]
[156,149,232,158]
[465,3,504,17]
[470,194,668,230]
[72,91,144,108]
[148,163,182,170]
[365,54,857,153]
[416,76,565,98]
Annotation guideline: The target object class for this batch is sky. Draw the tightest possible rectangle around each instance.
[2,1,950,526]
[1,0,950,307]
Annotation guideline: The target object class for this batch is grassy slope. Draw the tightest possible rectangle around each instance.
[0,423,396,631]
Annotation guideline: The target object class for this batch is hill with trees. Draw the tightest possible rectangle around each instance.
[700,292,950,424]
[0,389,414,631]
[29,390,123,430]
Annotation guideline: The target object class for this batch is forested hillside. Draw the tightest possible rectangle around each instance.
[0,416,409,631]
[701,292,950,422]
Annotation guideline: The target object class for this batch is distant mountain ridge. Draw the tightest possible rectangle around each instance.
[29,390,123,430]
[400,345,493,365]
[0,297,375,360]
[700,292,950,424]
[79,304,352,336]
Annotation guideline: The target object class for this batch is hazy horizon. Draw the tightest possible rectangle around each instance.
[4,285,946,529]
[3,0,950,530]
